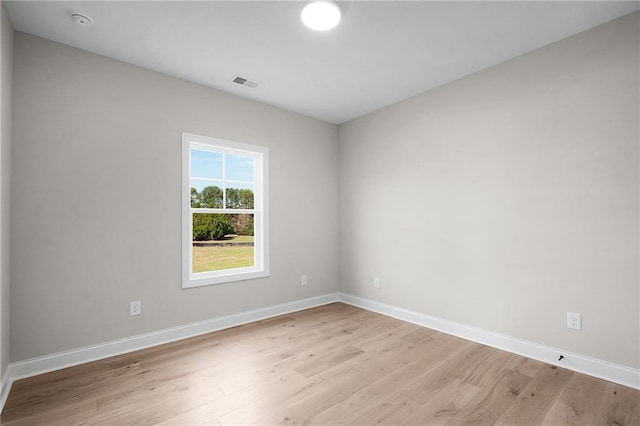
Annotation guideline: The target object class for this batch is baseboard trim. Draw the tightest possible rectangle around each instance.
[4,290,637,406]
[9,293,340,382]
[338,293,640,390]
[0,368,11,414]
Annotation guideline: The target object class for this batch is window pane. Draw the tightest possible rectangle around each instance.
[226,154,254,182]
[192,213,255,273]
[225,185,254,209]
[183,132,268,288]
[191,149,223,179]
[190,183,223,208]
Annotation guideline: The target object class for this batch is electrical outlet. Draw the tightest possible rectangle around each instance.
[567,312,581,330]
[301,275,308,286]
[130,300,141,316]
[374,277,380,288]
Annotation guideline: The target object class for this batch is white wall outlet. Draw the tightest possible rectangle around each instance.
[301,275,308,286]
[374,277,380,288]
[567,312,581,330]
[130,300,141,316]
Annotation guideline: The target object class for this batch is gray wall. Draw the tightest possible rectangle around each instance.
[0,1,13,380]
[8,10,640,371]
[339,12,639,369]
[11,33,339,361]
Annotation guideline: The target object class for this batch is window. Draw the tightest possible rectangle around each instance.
[182,133,269,288]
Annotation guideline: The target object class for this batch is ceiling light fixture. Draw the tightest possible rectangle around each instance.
[301,1,341,31]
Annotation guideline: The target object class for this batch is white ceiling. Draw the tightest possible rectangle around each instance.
[5,1,640,124]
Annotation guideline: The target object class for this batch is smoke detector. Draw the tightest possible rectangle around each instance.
[232,76,259,89]
[71,13,93,28]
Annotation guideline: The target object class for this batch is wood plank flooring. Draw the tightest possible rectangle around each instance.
[1,303,638,425]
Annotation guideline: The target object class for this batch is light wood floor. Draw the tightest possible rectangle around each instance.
[1,303,639,425]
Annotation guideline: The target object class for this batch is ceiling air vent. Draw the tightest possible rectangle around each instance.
[232,76,258,89]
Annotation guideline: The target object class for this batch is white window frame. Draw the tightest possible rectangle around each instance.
[182,132,269,288]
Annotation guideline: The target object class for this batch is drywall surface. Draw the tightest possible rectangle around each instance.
[339,12,639,368]
[11,33,339,361]
[0,1,13,380]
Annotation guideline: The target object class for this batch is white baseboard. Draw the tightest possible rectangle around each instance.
[338,293,640,390]
[3,289,637,414]
[0,368,11,414]
[8,293,340,382]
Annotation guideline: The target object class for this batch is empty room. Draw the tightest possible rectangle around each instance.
[0,0,639,424]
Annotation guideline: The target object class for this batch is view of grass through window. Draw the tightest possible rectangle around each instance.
[190,148,255,273]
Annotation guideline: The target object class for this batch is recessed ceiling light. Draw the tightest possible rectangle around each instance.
[71,13,93,28]
[301,1,341,31]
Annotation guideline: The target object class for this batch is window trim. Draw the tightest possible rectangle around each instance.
[182,132,269,288]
